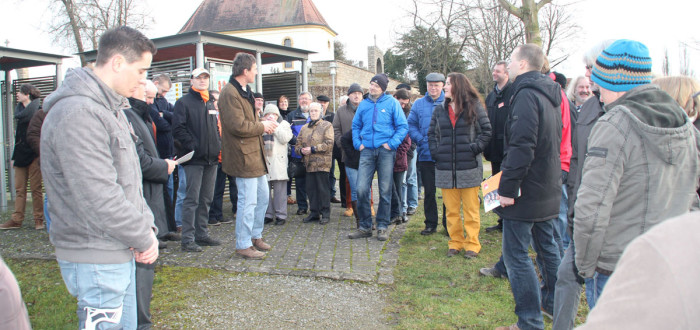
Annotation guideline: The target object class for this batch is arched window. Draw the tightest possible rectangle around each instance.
[284,37,293,69]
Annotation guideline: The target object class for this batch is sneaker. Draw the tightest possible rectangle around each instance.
[296,208,308,215]
[219,217,234,224]
[303,215,320,223]
[348,229,372,239]
[208,218,220,226]
[163,232,181,241]
[479,266,507,279]
[331,197,341,203]
[485,223,503,232]
[274,218,286,226]
[195,236,221,246]
[463,250,478,259]
[181,241,203,252]
[252,238,271,251]
[236,246,265,259]
[420,227,437,235]
[0,221,22,230]
[377,229,388,241]
[406,206,417,215]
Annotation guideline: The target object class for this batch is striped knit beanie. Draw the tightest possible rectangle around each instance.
[591,39,653,92]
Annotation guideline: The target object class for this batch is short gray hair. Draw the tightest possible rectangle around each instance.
[309,102,323,112]
[299,91,313,99]
[583,40,616,66]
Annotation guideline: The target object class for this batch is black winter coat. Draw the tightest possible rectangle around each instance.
[429,102,491,189]
[12,99,41,167]
[495,71,562,222]
[150,96,175,159]
[125,98,169,236]
[483,82,512,163]
[172,88,221,165]
[340,130,360,169]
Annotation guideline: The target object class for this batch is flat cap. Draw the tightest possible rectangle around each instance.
[316,95,331,102]
[426,72,445,82]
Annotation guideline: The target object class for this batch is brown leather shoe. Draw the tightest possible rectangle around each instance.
[252,238,271,251]
[0,221,22,230]
[287,196,296,204]
[236,246,265,259]
[331,197,341,203]
[343,208,354,217]
[35,219,45,230]
[446,249,459,257]
[463,250,479,259]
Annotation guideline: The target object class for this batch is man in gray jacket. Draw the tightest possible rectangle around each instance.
[41,26,158,329]
[574,39,700,308]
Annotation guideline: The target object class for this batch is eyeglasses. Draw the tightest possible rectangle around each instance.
[585,65,593,70]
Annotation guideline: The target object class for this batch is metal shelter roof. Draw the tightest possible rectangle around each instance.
[0,47,70,71]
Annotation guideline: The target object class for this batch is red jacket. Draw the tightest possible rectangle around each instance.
[549,73,572,172]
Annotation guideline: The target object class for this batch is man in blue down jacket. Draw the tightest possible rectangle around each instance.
[348,74,408,242]
[494,44,562,330]
[407,72,445,235]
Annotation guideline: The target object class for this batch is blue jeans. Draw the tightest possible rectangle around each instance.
[235,176,269,250]
[167,165,187,227]
[502,219,561,330]
[357,148,395,231]
[345,166,358,201]
[585,272,610,310]
[553,239,583,330]
[44,196,51,232]
[58,259,136,330]
[403,155,418,211]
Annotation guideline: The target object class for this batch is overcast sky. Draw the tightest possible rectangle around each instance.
[3,0,698,81]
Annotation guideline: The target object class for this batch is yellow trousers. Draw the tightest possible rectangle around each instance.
[442,187,481,252]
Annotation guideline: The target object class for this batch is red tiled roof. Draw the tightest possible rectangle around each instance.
[179,0,336,35]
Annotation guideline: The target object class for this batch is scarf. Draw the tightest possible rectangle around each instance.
[192,86,209,103]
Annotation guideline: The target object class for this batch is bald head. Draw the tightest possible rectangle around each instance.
[145,80,157,105]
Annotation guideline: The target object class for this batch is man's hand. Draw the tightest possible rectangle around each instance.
[382,143,391,150]
[359,144,365,151]
[134,233,159,264]
[499,196,515,207]
[301,147,312,155]
[165,159,177,174]
[262,120,278,134]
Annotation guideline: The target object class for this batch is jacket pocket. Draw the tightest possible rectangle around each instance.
[585,147,607,168]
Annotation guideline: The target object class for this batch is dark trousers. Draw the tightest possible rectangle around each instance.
[329,159,337,197]
[209,162,237,220]
[491,161,502,175]
[338,160,347,207]
[291,159,308,211]
[135,262,155,330]
[163,185,177,232]
[417,161,438,229]
[391,171,406,219]
[181,164,217,244]
[306,171,331,218]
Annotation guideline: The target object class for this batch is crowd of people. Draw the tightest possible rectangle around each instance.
[2,26,700,330]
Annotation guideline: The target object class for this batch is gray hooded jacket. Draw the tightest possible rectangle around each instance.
[41,67,155,264]
[574,85,700,277]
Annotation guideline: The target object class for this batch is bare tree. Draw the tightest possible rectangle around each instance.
[662,48,670,76]
[47,0,152,66]
[538,2,580,68]
[496,0,553,45]
[679,43,694,77]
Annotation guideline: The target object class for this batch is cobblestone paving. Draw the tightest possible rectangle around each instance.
[0,180,407,285]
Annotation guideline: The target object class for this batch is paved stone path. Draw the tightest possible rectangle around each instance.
[0,180,406,284]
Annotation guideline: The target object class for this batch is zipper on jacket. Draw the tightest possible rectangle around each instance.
[451,109,457,189]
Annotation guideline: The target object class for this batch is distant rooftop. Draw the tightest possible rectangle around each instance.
[179,0,336,35]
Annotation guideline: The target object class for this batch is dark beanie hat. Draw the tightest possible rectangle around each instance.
[347,83,363,95]
[370,74,389,92]
[253,92,264,99]
[396,83,411,90]
[591,39,652,92]
[317,95,331,102]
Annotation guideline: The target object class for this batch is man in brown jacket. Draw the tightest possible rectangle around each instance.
[219,53,278,259]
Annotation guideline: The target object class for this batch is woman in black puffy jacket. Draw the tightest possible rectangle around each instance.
[428,73,491,258]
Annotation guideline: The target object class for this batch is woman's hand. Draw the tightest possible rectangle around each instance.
[301,147,312,155]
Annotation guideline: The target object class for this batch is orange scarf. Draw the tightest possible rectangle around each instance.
[192,86,209,103]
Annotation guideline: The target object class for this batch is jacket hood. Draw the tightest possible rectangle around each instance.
[512,71,562,108]
[127,97,152,122]
[423,90,445,104]
[43,67,129,114]
[604,84,695,164]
